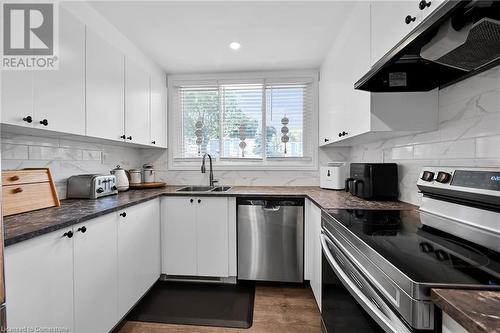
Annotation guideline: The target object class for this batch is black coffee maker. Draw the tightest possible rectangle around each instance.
[345,163,399,200]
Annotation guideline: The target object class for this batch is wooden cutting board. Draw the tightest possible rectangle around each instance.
[129,182,167,189]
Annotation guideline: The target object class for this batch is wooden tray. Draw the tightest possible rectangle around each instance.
[129,182,167,189]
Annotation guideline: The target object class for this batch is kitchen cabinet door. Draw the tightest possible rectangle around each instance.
[86,28,125,142]
[196,197,229,277]
[73,215,118,333]
[5,230,74,331]
[421,0,444,19]
[117,199,160,318]
[371,1,422,66]
[125,58,150,145]
[1,70,33,128]
[33,7,85,135]
[150,73,167,147]
[305,199,322,310]
[319,1,371,145]
[162,197,197,276]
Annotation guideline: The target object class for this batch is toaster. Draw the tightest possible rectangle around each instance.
[67,174,118,199]
[320,163,348,190]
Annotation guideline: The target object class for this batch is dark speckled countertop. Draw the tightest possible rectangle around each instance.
[3,185,416,246]
[432,289,500,333]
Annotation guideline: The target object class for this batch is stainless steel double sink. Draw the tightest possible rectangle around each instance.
[176,185,232,193]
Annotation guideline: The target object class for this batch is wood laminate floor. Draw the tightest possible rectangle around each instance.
[119,284,321,333]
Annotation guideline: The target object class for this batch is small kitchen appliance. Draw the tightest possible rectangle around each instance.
[142,163,156,183]
[345,163,398,200]
[110,165,129,191]
[320,162,347,190]
[67,174,118,199]
[128,169,142,184]
[321,166,500,333]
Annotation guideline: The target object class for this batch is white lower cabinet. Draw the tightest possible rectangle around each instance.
[117,199,161,318]
[305,199,322,310]
[442,313,469,333]
[162,196,234,278]
[5,199,161,332]
[5,229,74,332]
[73,214,118,333]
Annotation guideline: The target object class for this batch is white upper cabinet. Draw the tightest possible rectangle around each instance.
[319,1,438,146]
[73,214,118,333]
[117,199,161,318]
[421,0,445,19]
[5,229,74,331]
[371,1,422,66]
[86,27,125,142]
[150,73,167,147]
[1,71,33,127]
[125,58,151,145]
[33,7,85,135]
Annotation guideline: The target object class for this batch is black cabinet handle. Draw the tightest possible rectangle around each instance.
[190,198,194,203]
[120,212,127,217]
[151,141,156,144]
[63,231,73,238]
[419,0,431,10]
[39,119,48,126]
[324,138,329,143]
[77,226,87,233]
[339,131,349,137]
[126,136,132,140]
[120,135,126,139]
[405,15,416,24]
[22,116,33,123]
[198,199,201,204]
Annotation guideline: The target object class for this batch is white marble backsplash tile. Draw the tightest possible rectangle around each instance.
[0,132,143,199]
[349,65,500,206]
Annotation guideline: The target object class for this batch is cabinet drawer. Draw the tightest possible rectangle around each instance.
[2,169,50,185]
[2,182,58,216]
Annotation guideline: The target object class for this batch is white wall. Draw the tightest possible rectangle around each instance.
[349,65,500,205]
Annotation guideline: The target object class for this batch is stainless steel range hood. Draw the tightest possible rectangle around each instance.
[355,0,500,92]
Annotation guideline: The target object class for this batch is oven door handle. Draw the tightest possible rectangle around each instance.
[320,233,411,333]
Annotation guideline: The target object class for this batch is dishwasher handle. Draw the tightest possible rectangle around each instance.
[262,206,280,212]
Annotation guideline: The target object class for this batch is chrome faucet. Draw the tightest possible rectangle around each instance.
[201,153,216,186]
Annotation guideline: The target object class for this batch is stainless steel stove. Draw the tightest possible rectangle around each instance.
[320,167,500,333]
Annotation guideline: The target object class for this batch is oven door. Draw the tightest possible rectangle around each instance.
[321,231,412,333]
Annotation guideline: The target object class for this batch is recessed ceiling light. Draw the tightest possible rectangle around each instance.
[229,41,241,50]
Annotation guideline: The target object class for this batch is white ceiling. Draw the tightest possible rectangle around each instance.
[89,1,355,74]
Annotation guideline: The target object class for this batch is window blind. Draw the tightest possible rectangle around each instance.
[170,74,316,168]
[221,84,263,159]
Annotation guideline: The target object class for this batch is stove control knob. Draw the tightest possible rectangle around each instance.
[421,171,435,182]
[436,171,452,183]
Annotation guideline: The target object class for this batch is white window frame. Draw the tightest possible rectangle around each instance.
[167,70,319,171]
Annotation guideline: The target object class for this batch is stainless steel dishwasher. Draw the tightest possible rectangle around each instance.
[237,198,304,283]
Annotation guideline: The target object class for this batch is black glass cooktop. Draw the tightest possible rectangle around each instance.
[323,209,500,286]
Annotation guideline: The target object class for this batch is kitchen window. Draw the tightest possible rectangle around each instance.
[168,71,318,170]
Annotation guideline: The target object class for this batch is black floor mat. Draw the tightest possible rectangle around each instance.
[127,281,255,329]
